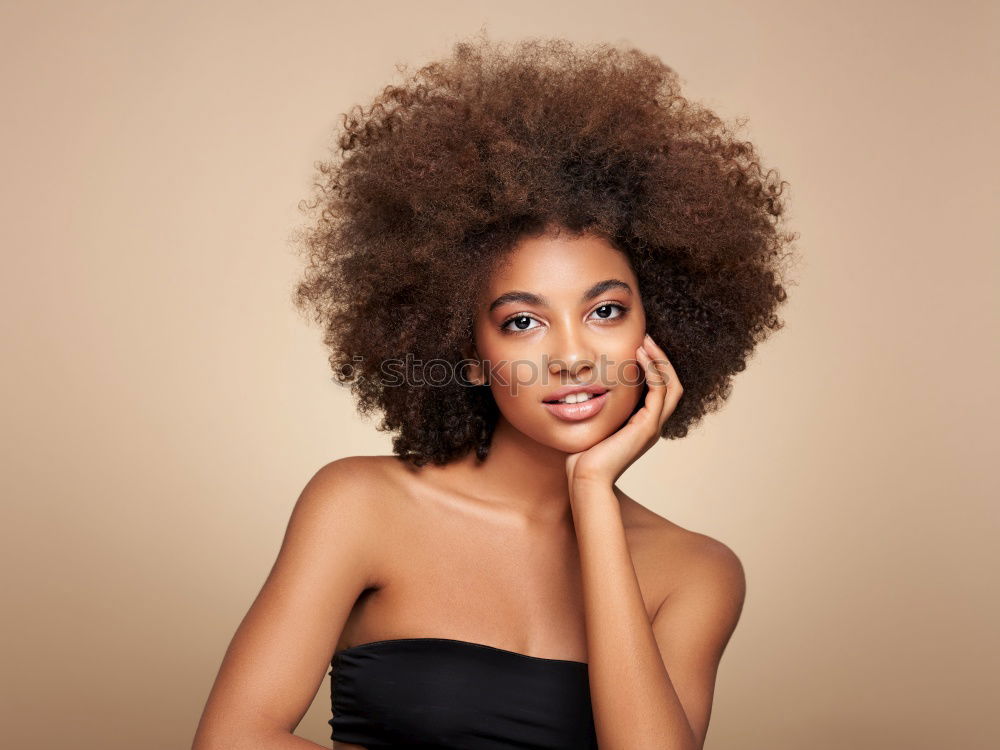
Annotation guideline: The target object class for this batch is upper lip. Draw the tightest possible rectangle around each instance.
[542,384,610,403]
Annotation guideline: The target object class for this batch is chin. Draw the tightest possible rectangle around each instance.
[551,434,608,455]
[529,420,623,455]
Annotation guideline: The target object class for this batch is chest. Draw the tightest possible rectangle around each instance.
[337,500,669,660]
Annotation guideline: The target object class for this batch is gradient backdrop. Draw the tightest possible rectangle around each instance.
[3,2,997,749]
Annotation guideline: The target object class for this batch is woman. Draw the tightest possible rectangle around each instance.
[193,33,796,750]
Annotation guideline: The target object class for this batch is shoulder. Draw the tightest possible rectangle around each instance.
[618,491,746,616]
[289,455,402,548]
[661,530,745,614]
[625,503,746,750]
[297,453,419,524]
[300,454,399,506]
[307,453,396,482]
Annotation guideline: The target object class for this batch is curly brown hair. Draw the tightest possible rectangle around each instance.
[291,32,798,468]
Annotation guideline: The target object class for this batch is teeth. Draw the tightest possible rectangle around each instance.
[558,392,596,404]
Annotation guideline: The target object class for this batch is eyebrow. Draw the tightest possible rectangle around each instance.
[487,278,633,313]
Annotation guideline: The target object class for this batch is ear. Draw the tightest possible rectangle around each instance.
[462,341,485,386]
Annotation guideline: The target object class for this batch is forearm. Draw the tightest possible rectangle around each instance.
[571,481,697,750]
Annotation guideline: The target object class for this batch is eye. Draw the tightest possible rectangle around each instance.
[590,302,629,321]
[500,313,542,333]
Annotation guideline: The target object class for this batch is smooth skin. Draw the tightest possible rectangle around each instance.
[192,230,746,750]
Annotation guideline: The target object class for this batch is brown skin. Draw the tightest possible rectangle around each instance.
[465,229,648,477]
[192,232,745,750]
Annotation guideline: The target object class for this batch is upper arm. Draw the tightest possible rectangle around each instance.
[650,536,746,749]
[192,457,383,748]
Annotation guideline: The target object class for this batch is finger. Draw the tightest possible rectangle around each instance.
[637,344,667,389]
[636,346,667,429]
[643,335,683,429]
[644,335,681,392]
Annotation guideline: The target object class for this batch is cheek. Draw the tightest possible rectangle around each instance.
[488,358,543,405]
[609,340,644,388]
[483,357,549,421]
[488,384,548,441]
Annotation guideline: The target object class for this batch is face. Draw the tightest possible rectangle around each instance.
[468,228,648,454]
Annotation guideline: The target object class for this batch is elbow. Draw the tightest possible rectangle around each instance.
[192,723,291,750]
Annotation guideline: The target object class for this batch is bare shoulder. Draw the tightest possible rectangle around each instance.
[287,455,407,589]
[302,454,400,508]
[308,453,395,485]
[190,457,407,746]
[617,489,746,614]
[301,453,418,524]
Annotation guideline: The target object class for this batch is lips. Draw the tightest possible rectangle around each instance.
[541,384,610,403]
[541,389,609,422]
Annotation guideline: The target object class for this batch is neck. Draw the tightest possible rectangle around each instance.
[447,416,575,526]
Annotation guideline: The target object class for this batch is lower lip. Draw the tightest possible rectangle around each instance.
[542,392,609,422]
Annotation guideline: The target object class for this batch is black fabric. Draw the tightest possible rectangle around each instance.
[329,637,599,749]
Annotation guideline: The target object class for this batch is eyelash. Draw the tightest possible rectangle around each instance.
[499,302,630,334]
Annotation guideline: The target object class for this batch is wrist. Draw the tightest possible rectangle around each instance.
[569,475,616,500]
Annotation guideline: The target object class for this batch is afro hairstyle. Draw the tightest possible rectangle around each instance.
[292,32,799,467]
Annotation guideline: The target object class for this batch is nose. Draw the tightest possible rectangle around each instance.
[546,319,597,380]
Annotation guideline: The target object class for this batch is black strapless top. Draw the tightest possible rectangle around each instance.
[328,637,599,749]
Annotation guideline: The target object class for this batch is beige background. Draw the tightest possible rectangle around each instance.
[3,2,997,748]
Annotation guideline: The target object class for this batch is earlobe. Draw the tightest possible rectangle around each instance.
[465,362,483,386]
[462,344,484,386]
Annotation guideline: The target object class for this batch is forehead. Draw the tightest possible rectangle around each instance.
[485,231,637,295]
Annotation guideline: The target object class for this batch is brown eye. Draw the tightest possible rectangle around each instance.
[500,314,542,333]
[591,303,627,320]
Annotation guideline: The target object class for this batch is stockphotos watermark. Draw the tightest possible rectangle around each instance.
[333,353,658,395]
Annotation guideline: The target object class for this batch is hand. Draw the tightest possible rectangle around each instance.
[566,333,683,489]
